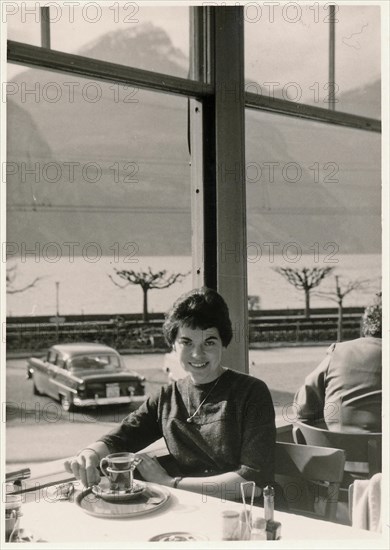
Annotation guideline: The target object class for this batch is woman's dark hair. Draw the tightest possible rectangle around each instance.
[163,287,233,347]
[361,292,382,338]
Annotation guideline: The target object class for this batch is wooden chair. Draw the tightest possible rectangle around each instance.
[274,441,345,522]
[348,482,354,522]
[292,420,382,486]
[341,390,382,433]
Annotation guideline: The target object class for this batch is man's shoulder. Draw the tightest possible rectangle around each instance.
[336,337,381,351]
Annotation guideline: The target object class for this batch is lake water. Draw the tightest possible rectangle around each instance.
[6,254,381,317]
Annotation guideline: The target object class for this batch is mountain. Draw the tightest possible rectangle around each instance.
[270,78,381,120]
[79,22,188,78]
[6,24,381,256]
[338,79,381,120]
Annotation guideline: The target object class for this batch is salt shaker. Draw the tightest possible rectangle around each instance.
[250,517,267,540]
[221,510,240,540]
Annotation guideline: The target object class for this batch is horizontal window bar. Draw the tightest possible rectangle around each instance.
[8,205,190,214]
[7,41,212,99]
[245,92,381,133]
[8,40,381,133]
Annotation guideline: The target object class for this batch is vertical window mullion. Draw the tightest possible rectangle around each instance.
[40,7,51,49]
[329,5,336,111]
[190,7,217,290]
[191,7,249,374]
[214,7,248,373]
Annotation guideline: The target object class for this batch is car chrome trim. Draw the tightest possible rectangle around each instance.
[73,396,145,406]
[49,380,78,394]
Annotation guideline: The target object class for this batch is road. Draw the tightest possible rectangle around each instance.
[5,346,326,465]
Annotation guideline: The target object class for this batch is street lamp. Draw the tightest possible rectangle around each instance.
[55,281,60,316]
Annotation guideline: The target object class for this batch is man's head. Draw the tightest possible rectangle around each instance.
[361,292,382,338]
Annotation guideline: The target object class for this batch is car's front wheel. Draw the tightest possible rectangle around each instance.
[60,394,74,412]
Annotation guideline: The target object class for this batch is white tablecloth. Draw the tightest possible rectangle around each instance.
[16,481,384,548]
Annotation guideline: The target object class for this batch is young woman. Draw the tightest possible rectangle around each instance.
[65,288,276,500]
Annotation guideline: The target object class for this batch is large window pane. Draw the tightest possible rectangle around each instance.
[245,4,381,117]
[7,4,190,78]
[245,4,328,106]
[335,5,381,118]
[6,64,191,317]
[245,110,381,311]
[6,4,41,47]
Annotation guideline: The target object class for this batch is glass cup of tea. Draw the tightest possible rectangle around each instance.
[100,452,142,493]
[5,492,23,542]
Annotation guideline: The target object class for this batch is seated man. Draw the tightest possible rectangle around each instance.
[294,293,382,432]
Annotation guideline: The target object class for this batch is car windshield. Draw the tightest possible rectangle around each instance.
[69,354,121,371]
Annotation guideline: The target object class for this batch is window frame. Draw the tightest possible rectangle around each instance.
[7,5,381,373]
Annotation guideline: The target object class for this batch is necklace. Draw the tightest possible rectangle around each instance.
[186,372,225,423]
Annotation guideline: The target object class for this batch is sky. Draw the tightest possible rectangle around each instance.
[4,2,381,102]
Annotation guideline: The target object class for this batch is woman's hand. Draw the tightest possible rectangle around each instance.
[64,449,101,487]
[135,453,173,487]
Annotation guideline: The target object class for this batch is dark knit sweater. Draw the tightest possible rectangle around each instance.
[99,368,276,487]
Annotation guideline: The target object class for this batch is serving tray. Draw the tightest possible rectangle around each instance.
[76,482,170,519]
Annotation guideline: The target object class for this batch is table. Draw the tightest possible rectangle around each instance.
[8,467,385,548]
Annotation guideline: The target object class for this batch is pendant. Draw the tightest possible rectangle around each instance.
[186,417,193,423]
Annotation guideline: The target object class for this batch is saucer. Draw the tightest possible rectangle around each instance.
[92,479,145,501]
[149,532,208,542]
[77,482,170,518]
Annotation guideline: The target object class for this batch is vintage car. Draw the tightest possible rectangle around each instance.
[27,343,146,411]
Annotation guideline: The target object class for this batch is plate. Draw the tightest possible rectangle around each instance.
[76,482,170,518]
[91,479,145,501]
[149,532,208,542]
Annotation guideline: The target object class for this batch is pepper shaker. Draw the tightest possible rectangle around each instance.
[263,485,274,521]
[263,485,282,540]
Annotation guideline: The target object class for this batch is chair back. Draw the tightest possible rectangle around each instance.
[292,420,381,481]
[274,441,345,522]
[341,390,382,433]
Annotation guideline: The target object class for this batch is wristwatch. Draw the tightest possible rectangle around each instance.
[173,476,182,489]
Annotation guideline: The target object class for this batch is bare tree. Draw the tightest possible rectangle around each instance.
[273,266,334,318]
[109,267,189,321]
[313,275,370,341]
[6,265,41,294]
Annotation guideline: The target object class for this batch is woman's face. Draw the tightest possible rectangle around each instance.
[174,325,224,384]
